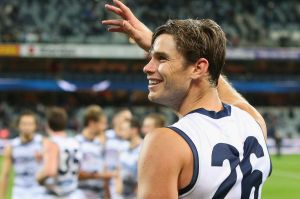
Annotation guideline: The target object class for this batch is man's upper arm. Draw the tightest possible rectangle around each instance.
[234,101,267,139]
[43,139,59,177]
[138,128,186,199]
[217,75,267,139]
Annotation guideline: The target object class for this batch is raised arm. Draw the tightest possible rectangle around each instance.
[102,0,152,51]
[217,75,267,139]
[0,145,12,199]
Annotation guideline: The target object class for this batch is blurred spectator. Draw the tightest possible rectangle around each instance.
[141,113,166,137]
[117,118,142,199]
[0,0,299,46]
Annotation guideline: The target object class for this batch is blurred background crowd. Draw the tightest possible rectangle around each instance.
[0,0,299,46]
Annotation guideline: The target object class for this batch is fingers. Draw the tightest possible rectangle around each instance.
[107,27,125,33]
[112,0,131,15]
[104,4,126,19]
[122,20,135,34]
[111,0,136,20]
[102,20,126,33]
[102,19,123,26]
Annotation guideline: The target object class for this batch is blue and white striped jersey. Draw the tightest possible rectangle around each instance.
[120,143,142,198]
[75,134,105,190]
[11,134,43,188]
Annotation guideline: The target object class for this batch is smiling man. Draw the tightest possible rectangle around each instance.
[103,1,272,198]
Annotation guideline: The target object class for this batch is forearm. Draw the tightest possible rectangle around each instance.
[78,171,100,180]
[103,180,111,199]
[79,170,116,180]
[217,75,267,138]
[217,75,248,106]
[0,177,8,199]
[115,175,123,194]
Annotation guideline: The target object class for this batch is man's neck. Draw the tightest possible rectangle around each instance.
[82,128,94,141]
[97,132,107,144]
[50,131,66,137]
[20,135,34,144]
[130,135,142,149]
[177,85,223,116]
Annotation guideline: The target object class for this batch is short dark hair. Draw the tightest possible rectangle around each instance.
[151,19,226,86]
[46,107,68,131]
[123,117,142,137]
[128,117,141,130]
[83,105,104,127]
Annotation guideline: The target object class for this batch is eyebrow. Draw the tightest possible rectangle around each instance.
[150,51,170,59]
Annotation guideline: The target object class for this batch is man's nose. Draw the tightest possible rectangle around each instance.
[143,60,156,74]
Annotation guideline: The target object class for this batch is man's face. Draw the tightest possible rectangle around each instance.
[114,110,132,136]
[98,116,108,134]
[143,34,193,110]
[119,121,132,140]
[142,117,156,135]
[18,115,36,141]
[90,116,108,136]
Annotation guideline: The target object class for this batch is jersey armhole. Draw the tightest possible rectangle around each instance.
[167,126,199,196]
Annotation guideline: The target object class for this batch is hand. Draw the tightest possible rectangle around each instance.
[102,0,153,51]
[97,170,118,180]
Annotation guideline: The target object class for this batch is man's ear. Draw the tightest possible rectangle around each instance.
[190,58,209,80]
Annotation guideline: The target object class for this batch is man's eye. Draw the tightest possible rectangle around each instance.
[158,56,167,62]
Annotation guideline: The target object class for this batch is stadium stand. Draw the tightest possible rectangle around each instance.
[0,0,299,46]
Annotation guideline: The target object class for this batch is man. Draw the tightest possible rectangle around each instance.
[36,107,83,199]
[76,105,114,199]
[106,108,133,139]
[104,108,131,199]
[142,113,166,136]
[103,1,272,198]
[116,118,143,199]
[0,110,45,199]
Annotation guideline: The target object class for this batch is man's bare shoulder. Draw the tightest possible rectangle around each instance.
[43,138,58,152]
[144,127,187,146]
[141,127,190,165]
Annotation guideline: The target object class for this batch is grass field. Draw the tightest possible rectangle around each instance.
[0,155,299,199]
[262,155,300,199]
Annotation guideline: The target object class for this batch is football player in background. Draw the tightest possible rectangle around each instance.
[0,110,45,199]
[36,107,83,199]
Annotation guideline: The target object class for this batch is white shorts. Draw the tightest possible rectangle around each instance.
[13,186,46,199]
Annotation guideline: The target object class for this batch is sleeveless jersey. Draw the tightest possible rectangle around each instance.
[169,104,272,199]
[104,129,130,198]
[11,134,43,188]
[75,134,105,191]
[44,136,82,196]
[104,130,130,171]
[119,143,142,198]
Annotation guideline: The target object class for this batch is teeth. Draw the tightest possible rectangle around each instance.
[149,80,160,85]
